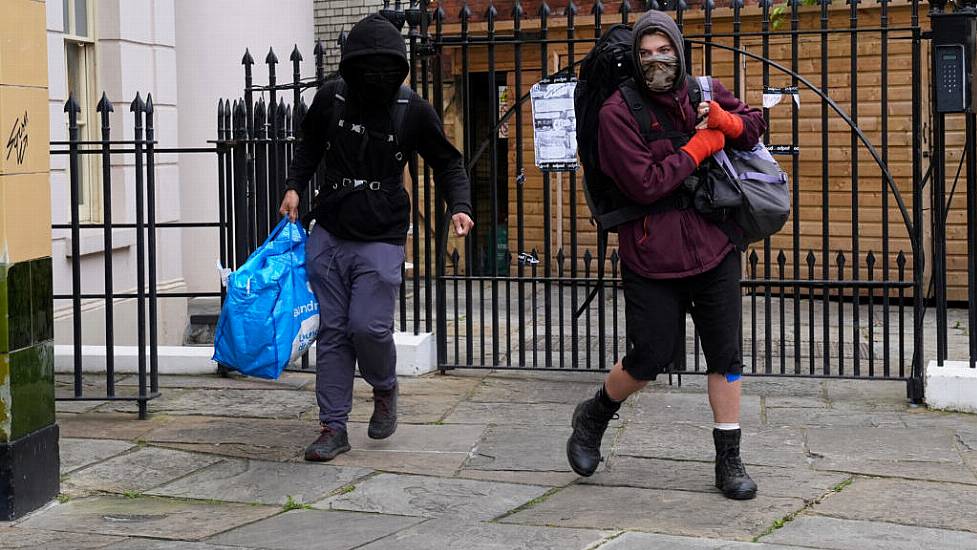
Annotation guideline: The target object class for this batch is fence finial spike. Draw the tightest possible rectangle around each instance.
[314,39,324,56]
[511,1,523,18]
[64,94,81,113]
[266,47,278,65]
[485,2,498,20]
[145,93,155,114]
[591,0,604,15]
[290,44,303,62]
[96,92,114,113]
[242,48,254,66]
[459,3,471,20]
[130,92,145,112]
[538,1,550,18]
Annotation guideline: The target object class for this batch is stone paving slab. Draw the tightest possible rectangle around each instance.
[18,496,279,541]
[594,531,809,549]
[763,396,830,409]
[502,485,805,540]
[811,477,977,533]
[455,468,580,487]
[357,518,612,550]
[806,427,977,484]
[0,527,123,549]
[56,400,109,414]
[763,408,905,428]
[326,450,469,476]
[59,438,135,475]
[208,509,423,550]
[823,379,908,404]
[316,472,548,520]
[614,423,808,469]
[117,373,314,391]
[57,412,170,441]
[104,541,244,550]
[464,425,584,473]
[347,392,463,424]
[141,417,312,462]
[344,422,484,453]
[148,459,372,506]
[442,401,576,426]
[761,515,977,550]
[584,456,849,502]
[112,389,316,420]
[467,377,598,404]
[630,392,764,426]
[64,446,222,494]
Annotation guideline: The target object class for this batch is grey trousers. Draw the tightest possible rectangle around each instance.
[306,226,403,430]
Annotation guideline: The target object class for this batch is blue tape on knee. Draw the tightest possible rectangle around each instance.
[726,373,741,383]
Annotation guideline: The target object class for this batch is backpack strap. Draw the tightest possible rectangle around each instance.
[325,80,347,151]
[618,78,695,148]
[388,85,412,162]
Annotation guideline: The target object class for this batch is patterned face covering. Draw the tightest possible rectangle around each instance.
[642,53,680,93]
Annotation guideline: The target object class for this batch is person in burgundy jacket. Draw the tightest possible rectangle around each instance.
[566,11,766,500]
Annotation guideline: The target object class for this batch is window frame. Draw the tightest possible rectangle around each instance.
[63,0,101,223]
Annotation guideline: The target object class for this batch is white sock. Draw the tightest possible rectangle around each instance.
[715,423,740,431]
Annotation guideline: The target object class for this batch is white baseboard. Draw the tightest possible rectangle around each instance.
[926,360,977,414]
[54,332,437,377]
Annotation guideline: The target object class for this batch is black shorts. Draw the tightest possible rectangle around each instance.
[621,250,743,381]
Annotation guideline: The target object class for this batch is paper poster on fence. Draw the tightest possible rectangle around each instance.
[530,79,578,172]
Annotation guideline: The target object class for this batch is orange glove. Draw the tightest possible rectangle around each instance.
[681,128,726,166]
[706,101,744,139]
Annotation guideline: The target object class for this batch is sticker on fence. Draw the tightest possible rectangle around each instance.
[530,79,578,172]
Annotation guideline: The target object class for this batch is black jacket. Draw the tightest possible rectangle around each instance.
[285,15,472,244]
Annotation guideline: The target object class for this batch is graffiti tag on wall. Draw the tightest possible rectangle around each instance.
[5,111,29,165]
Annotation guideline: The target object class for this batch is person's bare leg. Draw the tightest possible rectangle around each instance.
[604,360,649,402]
[707,373,740,423]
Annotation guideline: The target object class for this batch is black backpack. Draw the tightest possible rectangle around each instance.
[575,25,703,234]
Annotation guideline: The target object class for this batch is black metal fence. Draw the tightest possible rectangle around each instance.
[52,1,977,413]
[52,93,220,418]
[408,0,928,401]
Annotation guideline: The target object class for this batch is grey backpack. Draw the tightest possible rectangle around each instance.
[692,76,791,247]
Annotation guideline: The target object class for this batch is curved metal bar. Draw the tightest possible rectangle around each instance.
[461,40,917,248]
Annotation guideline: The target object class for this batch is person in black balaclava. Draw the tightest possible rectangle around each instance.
[280,13,474,462]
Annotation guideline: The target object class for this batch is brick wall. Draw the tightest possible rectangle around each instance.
[314,0,386,72]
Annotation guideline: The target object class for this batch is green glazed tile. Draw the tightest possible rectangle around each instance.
[7,261,32,352]
[0,264,8,354]
[9,343,54,440]
[31,257,53,344]
[0,353,9,443]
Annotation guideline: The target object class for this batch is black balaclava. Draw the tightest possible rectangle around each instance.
[339,14,410,105]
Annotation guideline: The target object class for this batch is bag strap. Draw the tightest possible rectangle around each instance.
[389,86,412,146]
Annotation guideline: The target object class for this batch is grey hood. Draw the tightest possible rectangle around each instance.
[632,11,686,94]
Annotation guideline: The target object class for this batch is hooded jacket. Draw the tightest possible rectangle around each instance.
[599,11,766,279]
[285,14,472,244]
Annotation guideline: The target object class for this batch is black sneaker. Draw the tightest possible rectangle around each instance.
[304,425,351,462]
[566,395,618,477]
[713,428,758,500]
[368,385,398,440]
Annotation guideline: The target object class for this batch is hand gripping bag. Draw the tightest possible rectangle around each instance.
[212,218,319,379]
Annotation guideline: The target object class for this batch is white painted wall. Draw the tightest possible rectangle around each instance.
[47,0,315,346]
[174,0,315,294]
[48,0,188,346]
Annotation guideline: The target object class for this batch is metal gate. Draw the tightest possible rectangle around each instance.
[411,1,927,402]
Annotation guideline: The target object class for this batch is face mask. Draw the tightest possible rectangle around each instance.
[344,57,404,103]
[642,53,679,93]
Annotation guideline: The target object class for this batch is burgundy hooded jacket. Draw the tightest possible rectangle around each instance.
[599,11,766,279]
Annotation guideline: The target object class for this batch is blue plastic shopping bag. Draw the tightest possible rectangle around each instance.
[212,218,319,379]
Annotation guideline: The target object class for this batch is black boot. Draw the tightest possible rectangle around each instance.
[304,425,351,462]
[713,428,757,500]
[368,384,398,440]
[566,389,620,477]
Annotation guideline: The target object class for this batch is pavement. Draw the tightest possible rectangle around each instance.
[3,369,977,549]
